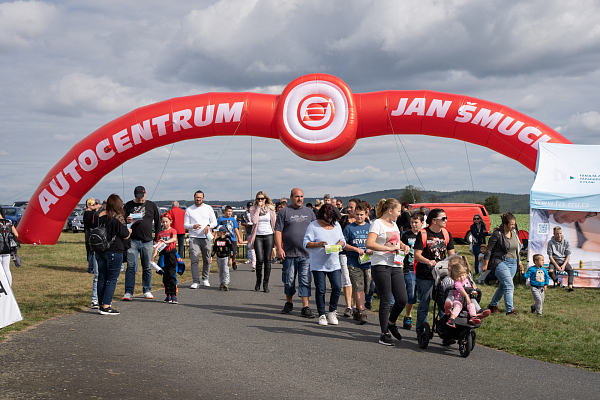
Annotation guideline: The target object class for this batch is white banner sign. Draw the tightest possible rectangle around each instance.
[0,266,22,329]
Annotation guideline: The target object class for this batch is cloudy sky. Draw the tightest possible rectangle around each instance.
[2,0,600,205]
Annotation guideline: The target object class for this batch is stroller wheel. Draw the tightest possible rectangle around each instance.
[417,323,430,349]
[471,330,476,351]
[459,330,473,358]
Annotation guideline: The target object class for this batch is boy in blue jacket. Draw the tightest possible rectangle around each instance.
[523,254,549,316]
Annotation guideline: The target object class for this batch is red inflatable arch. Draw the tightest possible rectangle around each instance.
[17,73,571,244]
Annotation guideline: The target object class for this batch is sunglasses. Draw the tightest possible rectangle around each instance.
[473,218,481,221]
[256,197,265,200]
[434,216,448,221]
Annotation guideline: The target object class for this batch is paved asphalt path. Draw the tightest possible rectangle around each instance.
[1,263,598,399]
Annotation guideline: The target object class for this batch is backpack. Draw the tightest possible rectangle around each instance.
[0,219,15,253]
[89,219,115,252]
[413,228,450,273]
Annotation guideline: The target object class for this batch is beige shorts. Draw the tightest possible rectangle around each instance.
[348,265,372,293]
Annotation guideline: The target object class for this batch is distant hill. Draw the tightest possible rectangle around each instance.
[155,189,530,213]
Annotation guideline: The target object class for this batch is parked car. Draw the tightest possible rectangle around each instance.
[211,205,224,220]
[408,203,491,243]
[63,208,83,232]
[1,206,25,227]
[71,213,84,232]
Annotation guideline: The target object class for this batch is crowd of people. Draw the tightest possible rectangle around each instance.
[69,186,574,345]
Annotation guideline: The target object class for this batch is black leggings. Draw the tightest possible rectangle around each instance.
[254,234,273,283]
[371,264,408,334]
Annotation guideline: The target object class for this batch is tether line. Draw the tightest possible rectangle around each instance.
[149,142,176,201]
[385,106,425,201]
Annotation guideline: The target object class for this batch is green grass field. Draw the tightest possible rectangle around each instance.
[3,230,599,372]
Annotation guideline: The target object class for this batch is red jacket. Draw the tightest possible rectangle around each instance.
[168,206,186,235]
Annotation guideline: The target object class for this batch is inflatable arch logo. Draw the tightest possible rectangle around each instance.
[17,73,571,244]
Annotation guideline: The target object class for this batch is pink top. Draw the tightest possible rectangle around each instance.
[452,278,472,301]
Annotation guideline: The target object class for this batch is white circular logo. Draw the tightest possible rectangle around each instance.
[282,80,348,144]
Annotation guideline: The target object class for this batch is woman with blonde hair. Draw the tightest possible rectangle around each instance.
[83,197,100,308]
[248,191,276,292]
[366,198,410,346]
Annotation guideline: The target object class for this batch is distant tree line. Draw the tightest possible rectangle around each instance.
[154,187,529,214]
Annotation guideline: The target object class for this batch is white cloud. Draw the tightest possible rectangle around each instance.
[31,72,151,116]
[0,1,59,52]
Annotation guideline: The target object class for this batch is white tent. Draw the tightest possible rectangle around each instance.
[529,143,600,288]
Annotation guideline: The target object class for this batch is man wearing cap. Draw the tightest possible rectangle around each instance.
[168,201,186,257]
[184,190,217,288]
[275,188,317,317]
[122,186,161,300]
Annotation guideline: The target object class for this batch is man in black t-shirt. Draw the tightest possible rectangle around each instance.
[413,209,455,332]
[122,186,161,301]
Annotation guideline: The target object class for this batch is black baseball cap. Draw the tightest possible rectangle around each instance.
[134,186,146,199]
[246,202,253,207]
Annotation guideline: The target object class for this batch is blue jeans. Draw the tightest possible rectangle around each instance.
[404,271,417,304]
[125,239,153,295]
[365,278,376,303]
[282,256,311,297]
[96,251,123,306]
[490,258,518,312]
[415,278,434,329]
[472,244,481,274]
[91,253,99,302]
[312,269,341,316]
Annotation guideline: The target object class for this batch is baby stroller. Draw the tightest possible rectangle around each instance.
[416,260,482,358]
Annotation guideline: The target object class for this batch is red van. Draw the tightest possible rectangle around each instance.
[408,203,491,243]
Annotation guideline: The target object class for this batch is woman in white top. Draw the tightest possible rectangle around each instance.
[366,198,411,346]
[303,204,346,326]
[248,191,276,292]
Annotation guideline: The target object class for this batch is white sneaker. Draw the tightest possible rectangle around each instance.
[190,282,200,289]
[244,260,250,264]
[203,280,210,287]
[326,311,339,325]
[318,315,328,326]
[143,292,154,299]
[122,293,133,301]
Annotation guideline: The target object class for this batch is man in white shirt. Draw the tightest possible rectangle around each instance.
[184,191,217,288]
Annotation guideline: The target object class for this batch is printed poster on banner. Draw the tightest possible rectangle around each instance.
[0,267,23,329]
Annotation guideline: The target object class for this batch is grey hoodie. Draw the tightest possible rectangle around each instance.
[546,235,571,263]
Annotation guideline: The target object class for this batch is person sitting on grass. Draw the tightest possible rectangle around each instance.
[152,214,178,304]
[523,254,549,316]
[445,256,490,327]
[212,226,233,291]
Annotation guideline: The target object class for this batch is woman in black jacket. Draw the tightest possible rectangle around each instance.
[482,212,523,315]
[95,194,131,315]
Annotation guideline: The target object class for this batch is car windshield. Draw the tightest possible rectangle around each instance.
[71,210,83,217]
[4,208,16,216]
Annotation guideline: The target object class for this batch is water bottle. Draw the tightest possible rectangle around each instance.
[579,260,583,269]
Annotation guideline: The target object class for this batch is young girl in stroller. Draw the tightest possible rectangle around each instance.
[444,256,491,328]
